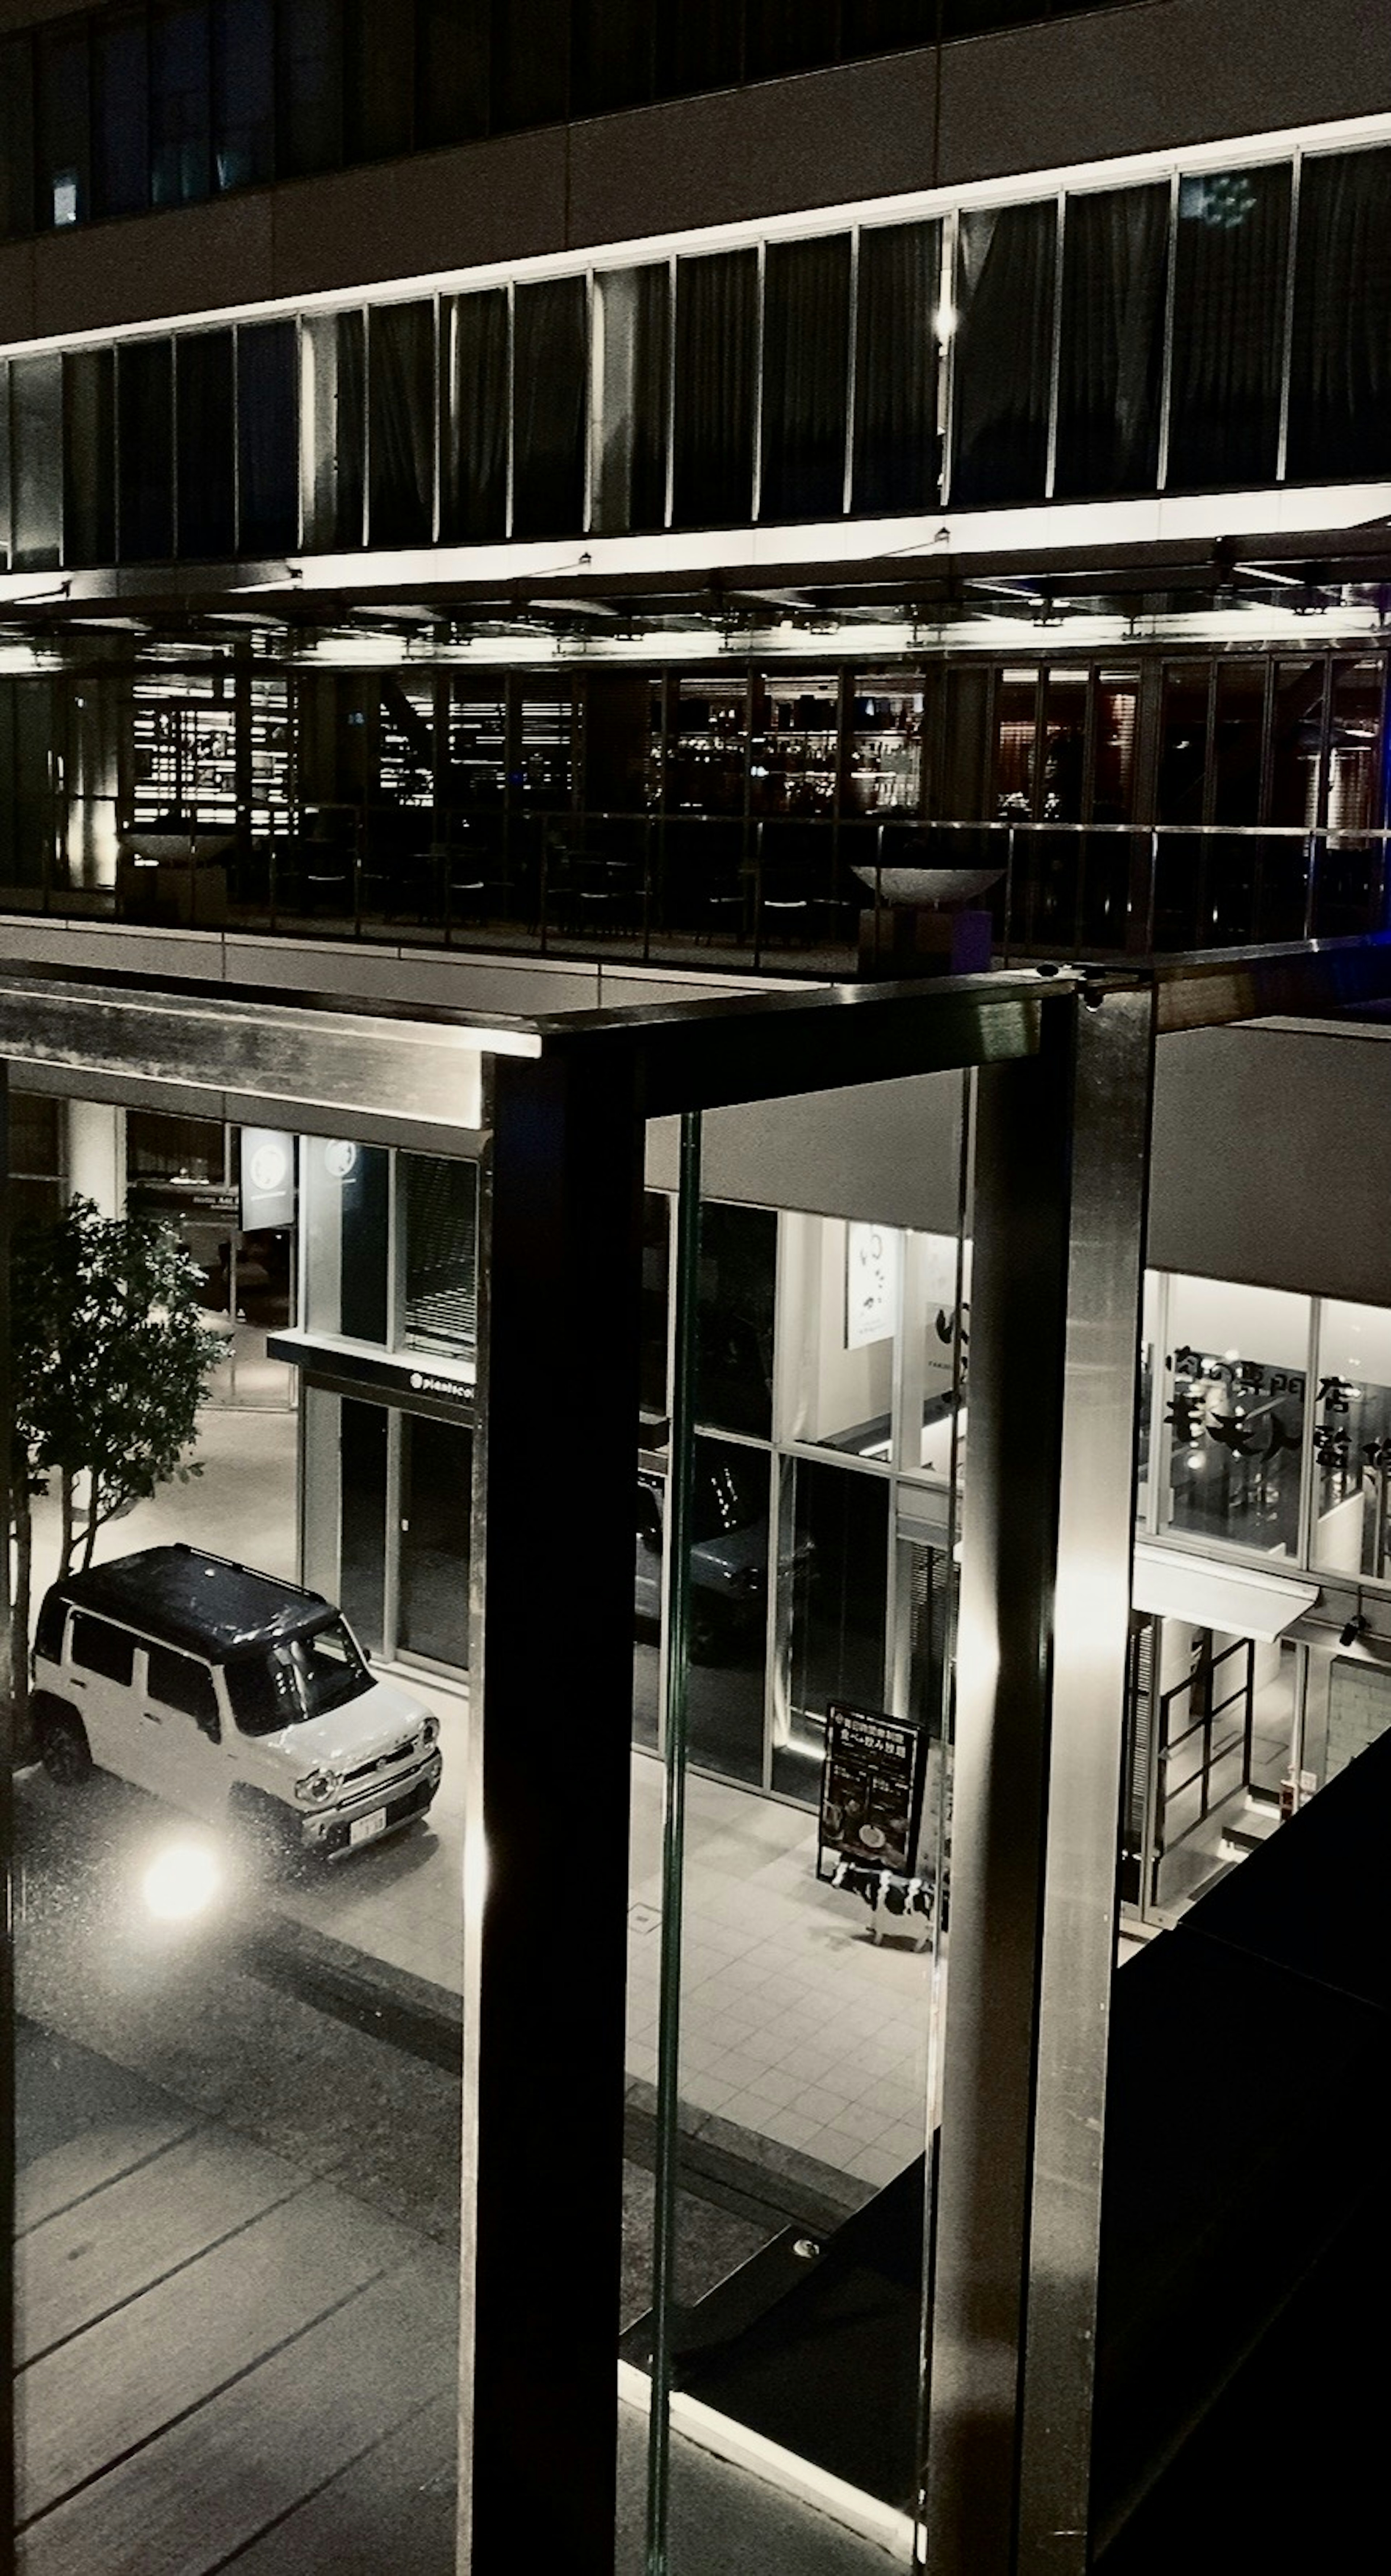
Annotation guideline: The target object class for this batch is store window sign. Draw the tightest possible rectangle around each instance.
[846,1223,901,1350]
[239,1128,296,1230]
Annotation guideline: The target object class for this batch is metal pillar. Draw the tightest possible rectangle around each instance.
[0,1059,13,2548]
[459,1043,646,2574]
[924,981,1156,2576]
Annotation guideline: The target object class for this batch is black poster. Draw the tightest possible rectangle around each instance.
[817,1700,926,1884]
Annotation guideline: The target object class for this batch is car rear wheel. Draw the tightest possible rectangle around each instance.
[37,1704,93,1786]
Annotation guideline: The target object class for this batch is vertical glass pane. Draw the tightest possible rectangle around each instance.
[34,18,89,228]
[237,319,299,557]
[641,1190,672,1426]
[339,1391,389,1649]
[368,300,436,549]
[0,35,35,242]
[63,348,116,570]
[1288,146,1391,484]
[746,0,839,78]
[276,0,344,177]
[1167,163,1291,491]
[212,0,275,190]
[303,1137,390,1341]
[672,248,757,530]
[489,0,568,132]
[92,9,151,221]
[843,1,935,53]
[177,331,236,560]
[774,1457,890,1799]
[512,276,588,540]
[345,0,415,162]
[1212,661,1265,825]
[845,673,923,816]
[150,0,212,208]
[400,1155,479,1362]
[686,1432,770,1783]
[399,1415,472,1666]
[852,218,940,516]
[440,290,509,544]
[1313,1300,1391,1583]
[760,233,851,523]
[781,1212,899,1459]
[118,340,175,564]
[416,0,489,149]
[1157,662,1208,824]
[9,355,62,572]
[696,1202,777,1439]
[571,0,655,116]
[655,3,744,96]
[952,197,1057,506]
[1093,669,1140,821]
[1160,1277,1308,1559]
[302,310,366,551]
[1055,182,1167,498]
[592,264,669,537]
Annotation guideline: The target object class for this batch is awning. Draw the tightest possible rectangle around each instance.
[1132,1542,1318,1643]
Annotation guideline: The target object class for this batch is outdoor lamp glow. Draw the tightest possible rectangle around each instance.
[142,1841,222,1922]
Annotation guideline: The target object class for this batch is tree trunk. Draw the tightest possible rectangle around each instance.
[11,1482,33,1755]
[60,1468,76,1580]
[81,1475,103,1571]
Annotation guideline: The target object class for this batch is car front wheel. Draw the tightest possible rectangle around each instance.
[37,1704,93,1786]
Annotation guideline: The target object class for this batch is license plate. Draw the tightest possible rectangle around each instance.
[349,1807,387,1848]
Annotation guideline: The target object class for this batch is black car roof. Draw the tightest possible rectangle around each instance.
[47,1545,335,1663]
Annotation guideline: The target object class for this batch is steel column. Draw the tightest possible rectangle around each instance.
[459,1046,646,2574]
[924,981,1156,2576]
[0,1059,13,2554]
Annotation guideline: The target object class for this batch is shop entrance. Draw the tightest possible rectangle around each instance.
[398,1415,472,1668]
[1124,1618,1304,1915]
[301,1381,471,1675]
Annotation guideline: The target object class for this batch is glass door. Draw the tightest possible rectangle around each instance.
[397,1413,472,1669]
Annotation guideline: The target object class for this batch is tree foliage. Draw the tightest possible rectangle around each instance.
[7,1196,222,1727]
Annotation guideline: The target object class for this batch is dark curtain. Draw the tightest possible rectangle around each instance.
[344,0,415,162]
[1167,163,1291,491]
[416,0,489,149]
[490,0,568,131]
[760,233,852,524]
[118,339,175,562]
[92,13,150,220]
[593,264,670,535]
[237,319,299,556]
[852,218,940,515]
[656,3,743,93]
[1287,147,1391,485]
[276,0,343,177]
[1055,183,1167,499]
[951,198,1056,507]
[673,248,758,529]
[571,0,656,115]
[746,1,839,78]
[441,290,509,543]
[512,276,588,539]
[149,0,212,208]
[176,329,235,558]
[368,301,435,549]
[213,0,275,190]
[62,348,116,567]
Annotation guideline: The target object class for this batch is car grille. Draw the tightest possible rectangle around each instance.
[341,1736,417,1787]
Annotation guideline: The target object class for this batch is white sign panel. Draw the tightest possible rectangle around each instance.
[846,1222,902,1350]
[239,1128,297,1230]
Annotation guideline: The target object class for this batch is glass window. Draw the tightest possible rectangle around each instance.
[1167,163,1291,491]
[400,1154,478,1362]
[489,0,568,132]
[34,18,89,228]
[118,340,175,564]
[672,248,757,529]
[226,1619,373,1733]
[1093,669,1140,822]
[0,37,35,243]
[655,4,743,96]
[774,1455,890,1801]
[852,219,940,516]
[150,0,212,207]
[345,0,415,162]
[746,0,839,78]
[416,0,489,148]
[70,1615,135,1687]
[780,1212,899,1460]
[398,1415,472,1666]
[276,0,344,178]
[591,265,669,536]
[213,0,275,190]
[368,300,435,549]
[1160,1276,1309,1559]
[685,1433,770,1785]
[92,9,150,221]
[1212,661,1266,825]
[695,1200,777,1439]
[63,349,116,569]
[177,331,236,560]
[302,310,366,551]
[640,1191,671,1425]
[571,0,655,116]
[146,1642,221,1734]
[11,355,63,573]
[760,233,851,523]
[237,319,299,557]
[1157,663,1209,825]
[843,2,935,53]
[1312,1300,1391,1583]
[303,1138,390,1343]
[845,674,923,816]
[1055,183,1167,499]
[512,276,588,540]
[440,290,509,544]
[1287,146,1391,485]
[952,198,1057,506]
[898,1228,967,1482]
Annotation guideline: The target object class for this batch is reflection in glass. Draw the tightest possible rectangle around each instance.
[1167,163,1291,490]
[774,1456,889,1799]
[118,340,175,565]
[695,1202,777,1438]
[684,1434,770,1784]
[1312,1299,1391,1583]
[303,1139,390,1343]
[1161,1277,1309,1559]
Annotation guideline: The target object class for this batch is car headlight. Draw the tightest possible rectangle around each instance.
[294,1769,340,1806]
[419,1714,440,1750]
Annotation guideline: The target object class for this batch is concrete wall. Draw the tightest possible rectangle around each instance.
[5,0,1390,345]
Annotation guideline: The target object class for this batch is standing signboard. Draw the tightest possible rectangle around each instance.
[817,1700,929,1885]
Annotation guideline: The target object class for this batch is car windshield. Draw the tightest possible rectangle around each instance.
[225,1618,373,1737]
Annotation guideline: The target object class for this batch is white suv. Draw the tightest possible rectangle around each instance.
[30,1543,443,1861]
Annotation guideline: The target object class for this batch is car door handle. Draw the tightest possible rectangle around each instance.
[68,1675,86,1688]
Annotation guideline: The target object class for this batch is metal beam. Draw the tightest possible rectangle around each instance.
[924,983,1156,2576]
